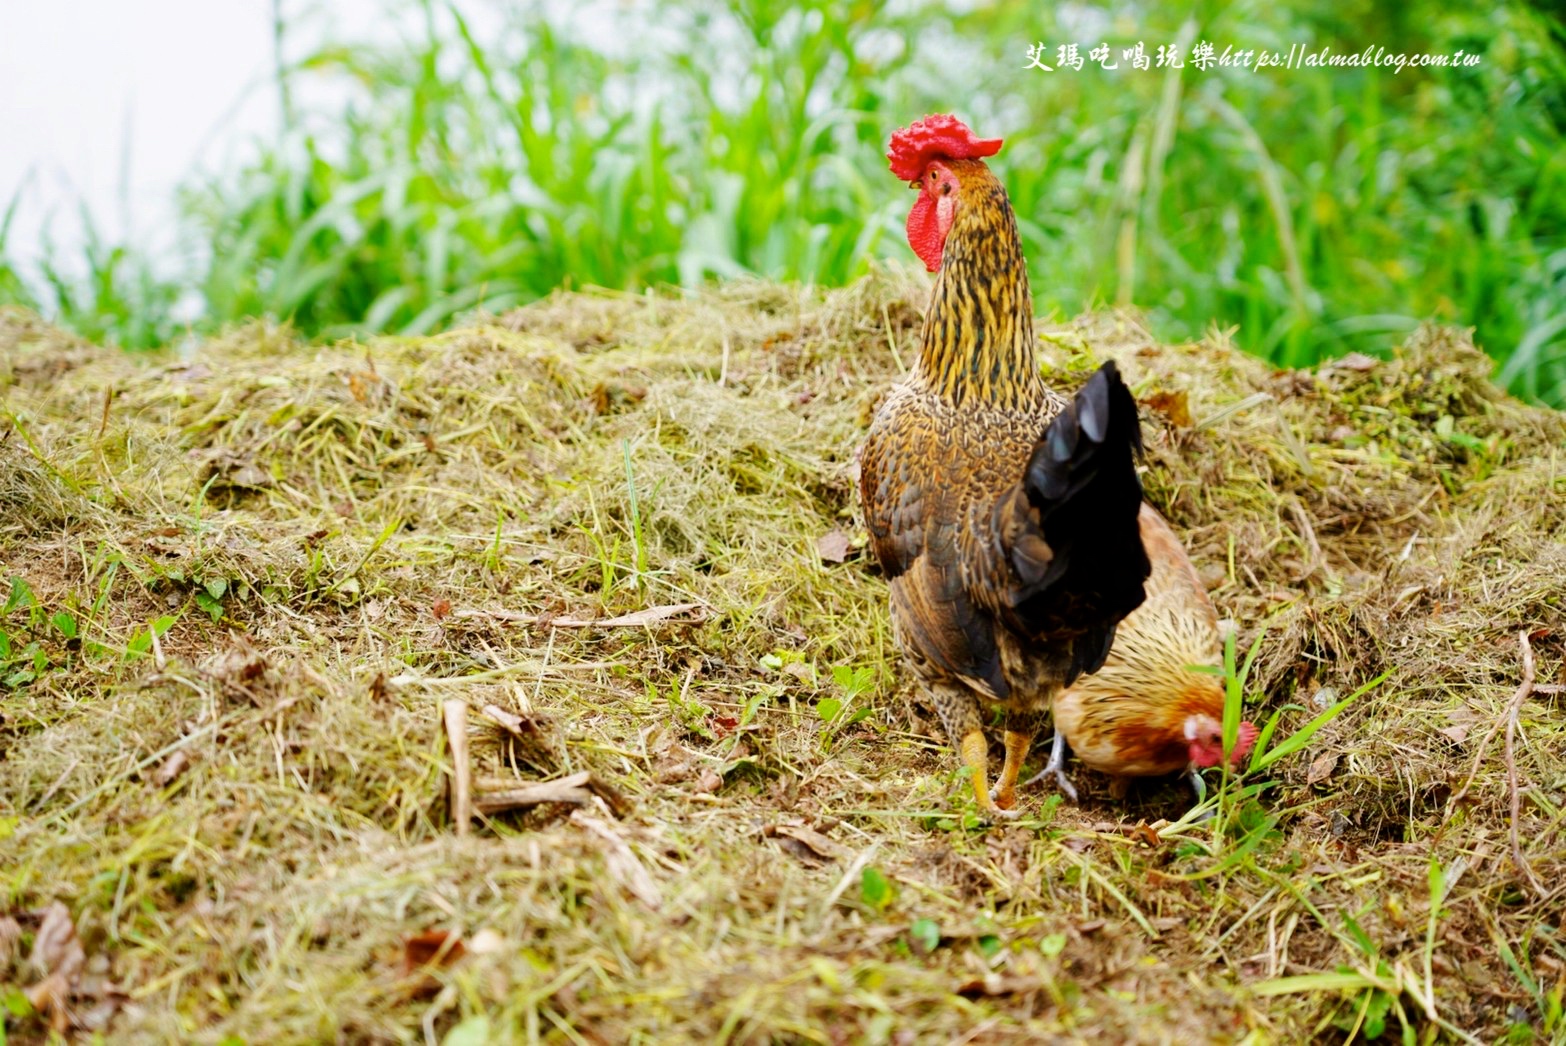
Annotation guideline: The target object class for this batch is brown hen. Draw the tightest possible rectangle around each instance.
[1032,504,1260,802]
[858,115,1151,821]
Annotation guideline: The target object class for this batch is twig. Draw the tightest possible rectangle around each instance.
[474,771,593,814]
[443,699,472,836]
[1503,632,1542,894]
[149,620,167,671]
[97,386,115,440]
[1287,498,1328,582]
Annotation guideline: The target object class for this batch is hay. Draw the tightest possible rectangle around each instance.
[1,272,1563,1042]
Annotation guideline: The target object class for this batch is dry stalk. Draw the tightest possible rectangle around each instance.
[1503,631,1541,894]
[442,698,473,836]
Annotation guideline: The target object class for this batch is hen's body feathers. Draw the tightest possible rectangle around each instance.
[1050,504,1227,782]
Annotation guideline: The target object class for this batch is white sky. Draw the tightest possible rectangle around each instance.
[0,0,387,276]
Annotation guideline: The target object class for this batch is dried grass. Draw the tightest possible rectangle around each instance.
[1,272,1563,1043]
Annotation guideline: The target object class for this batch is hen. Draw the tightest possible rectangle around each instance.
[1031,503,1260,802]
[858,115,1151,821]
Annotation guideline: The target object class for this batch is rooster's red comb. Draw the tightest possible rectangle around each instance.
[887,114,1003,181]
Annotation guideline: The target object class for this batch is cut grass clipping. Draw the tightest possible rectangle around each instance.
[2,268,1564,1042]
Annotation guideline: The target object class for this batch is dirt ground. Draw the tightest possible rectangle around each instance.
[2,270,1564,1043]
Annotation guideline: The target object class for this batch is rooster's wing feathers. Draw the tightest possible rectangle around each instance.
[861,403,1010,698]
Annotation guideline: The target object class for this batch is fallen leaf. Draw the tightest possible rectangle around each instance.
[26,903,86,1033]
[781,662,815,683]
[956,974,1037,998]
[481,703,542,736]
[764,822,848,862]
[1060,835,1094,853]
[0,915,21,967]
[1308,752,1339,785]
[572,813,662,910]
[431,598,452,620]
[1336,352,1379,372]
[816,529,852,564]
[1130,821,1162,848]
[1438,725,1470,745]
[1143,388,1192,427]
[402,929,465,975]
[151,750,191,788]
[695,767,723,794]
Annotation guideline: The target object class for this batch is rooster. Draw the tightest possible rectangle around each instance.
[859,115,1151,821]
[1030,504,1260,802]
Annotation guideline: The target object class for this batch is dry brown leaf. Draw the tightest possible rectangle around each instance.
[1307,752,1340,785]
[1130,821,1162,848]
[1144,388,1192,427]
[29,902,85,982]
[402,929,465,975]
[572,813,662,910]
[151,750,191,788]
[695,767,724,794]
[956,974,1037,998]
[0,915,22,968]
[765,822,848,862]
[1336,352,1379,372]
[816,529,852,564]
[26,903,86,1033]
[1439,724,1470,745]
[781,662,815,683]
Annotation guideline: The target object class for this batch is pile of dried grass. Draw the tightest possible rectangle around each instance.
[1,270,1562,1042]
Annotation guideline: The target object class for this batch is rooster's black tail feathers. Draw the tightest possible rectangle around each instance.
[1006,361,1150,684]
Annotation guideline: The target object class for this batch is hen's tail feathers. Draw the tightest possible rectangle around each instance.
[1002,360,1151,684]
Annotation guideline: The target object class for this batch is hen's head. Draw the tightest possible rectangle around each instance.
[1183,714,1260,769]
[887,114,1003,272]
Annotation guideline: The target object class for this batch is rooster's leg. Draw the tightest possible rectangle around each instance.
[959,730,1017,821]
[933,685,1019,822]
[991,709,1042,811]
[1023,731,1079,802]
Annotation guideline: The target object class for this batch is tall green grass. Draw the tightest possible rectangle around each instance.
[4,0,1565,404]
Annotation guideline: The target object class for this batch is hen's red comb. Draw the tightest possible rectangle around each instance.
[887,114,1003,181]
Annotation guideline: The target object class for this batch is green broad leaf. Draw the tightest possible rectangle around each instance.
[860,866,893,911]
[1039,932,1067,957]
[52,611,78,639]
[816,697,842,724]
[205,577,228,600]
[3,576,34,614]
[910,918,940,954]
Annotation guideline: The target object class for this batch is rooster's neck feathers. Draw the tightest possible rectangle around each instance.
[914,159,1042,410]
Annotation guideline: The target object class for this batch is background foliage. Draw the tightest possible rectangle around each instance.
[4,0,1565,404]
